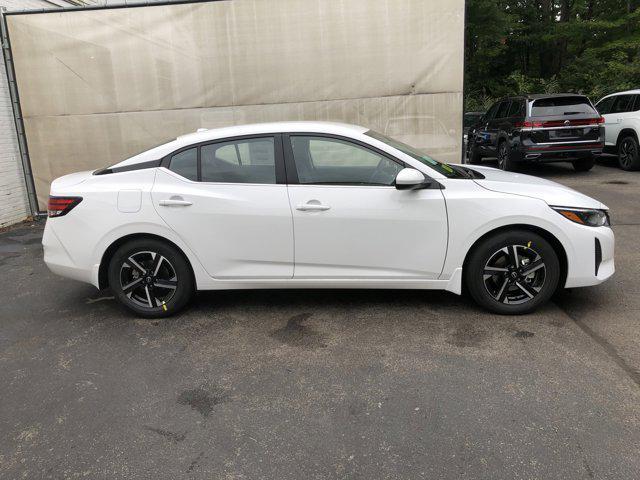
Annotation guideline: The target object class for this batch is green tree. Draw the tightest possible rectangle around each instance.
[465,0,640,110]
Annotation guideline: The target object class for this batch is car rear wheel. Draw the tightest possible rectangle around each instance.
[467,142,482,164]
[572,155,595,172]
[464,230,560,315]
[618,135,640,171]
[108,238,194,318]
[497,141,517,171]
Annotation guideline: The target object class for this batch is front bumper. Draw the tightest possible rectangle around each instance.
[564,225,614,288]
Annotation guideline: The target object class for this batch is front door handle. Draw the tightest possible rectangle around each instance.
[296,201,331,212]
[159,198,192,207]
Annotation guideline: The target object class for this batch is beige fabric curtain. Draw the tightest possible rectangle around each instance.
[6,0,465,209]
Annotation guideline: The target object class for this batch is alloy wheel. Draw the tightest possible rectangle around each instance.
[620,138,637,169]
[498,143,508,169]
[119,251,178,309]
[483,244,546,305]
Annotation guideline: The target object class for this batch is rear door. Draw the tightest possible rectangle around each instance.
[152,135,294,279]
[284,134,448,279]
[607,95,637,145]
[595,95,617,147]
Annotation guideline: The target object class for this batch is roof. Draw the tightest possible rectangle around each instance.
[600,89,640,97]
[111,121,369,168]
[507,93,590,100]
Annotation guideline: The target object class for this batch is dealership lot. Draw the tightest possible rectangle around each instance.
[1,159,639,479]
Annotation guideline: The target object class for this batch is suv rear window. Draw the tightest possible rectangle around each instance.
[530,96,596,117]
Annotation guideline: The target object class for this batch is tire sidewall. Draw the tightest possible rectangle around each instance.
[465,231,560,315]
[619,135,640,171]
[108,238,193,318]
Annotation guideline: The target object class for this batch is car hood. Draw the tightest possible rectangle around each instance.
[464,165,607,210]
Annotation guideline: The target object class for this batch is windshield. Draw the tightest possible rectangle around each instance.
[365,130,466,179]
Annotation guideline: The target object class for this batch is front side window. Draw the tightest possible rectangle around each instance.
[365,130,466,179]
[169,147,198,181]
[484,102,500,122]
[290,136,403,186]
[201,137,276,184]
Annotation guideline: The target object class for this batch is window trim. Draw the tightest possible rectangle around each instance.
[161,133,286,185]
[283,132,413,187]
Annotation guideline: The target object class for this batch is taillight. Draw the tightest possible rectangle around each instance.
[47,196,82,218]
[516,117,605,128]
[515,121,543,128]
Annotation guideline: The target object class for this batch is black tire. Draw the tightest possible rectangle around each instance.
[572,155,595,172]
[497,140,517,171]
[108,238,194,318]
[467,141,482,165]
[464,230,560,315]
[618,135,640,171]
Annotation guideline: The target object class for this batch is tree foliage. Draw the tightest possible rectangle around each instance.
[465,0,640,111]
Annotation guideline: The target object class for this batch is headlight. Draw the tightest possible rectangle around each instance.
[552,207,610,227]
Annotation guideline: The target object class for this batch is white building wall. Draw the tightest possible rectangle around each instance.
[0,0,181,227]
[0,0,82,227]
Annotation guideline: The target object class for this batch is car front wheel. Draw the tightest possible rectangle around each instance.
[108,238,194,318]
[464,230,560,315]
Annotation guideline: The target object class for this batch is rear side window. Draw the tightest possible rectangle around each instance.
[495,101,511,119]
[531,96,596,117]
[633,95,640,112]
[596,96,615,115]
[507,100,524,117]
[169,147,197,181]
[611,95,636,114]
[484,102,500,121]
[201,137,276,184]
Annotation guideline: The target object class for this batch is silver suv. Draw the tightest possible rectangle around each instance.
[596,90,640,170]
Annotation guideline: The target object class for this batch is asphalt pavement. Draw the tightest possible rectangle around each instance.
[1,156,639,479]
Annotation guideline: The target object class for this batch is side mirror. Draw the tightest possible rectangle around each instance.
[395,168,429,190]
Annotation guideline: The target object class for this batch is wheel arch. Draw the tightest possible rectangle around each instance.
[616,128,638,148]
[98,233,196,290]
[461,223,568,291]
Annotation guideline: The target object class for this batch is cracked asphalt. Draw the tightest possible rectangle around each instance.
[1,156,639,479]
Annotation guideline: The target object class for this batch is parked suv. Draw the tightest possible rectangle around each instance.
[595,90,640,171]
[466,94,604,172]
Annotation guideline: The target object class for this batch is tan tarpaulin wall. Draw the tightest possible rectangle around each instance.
[6,0,465,210]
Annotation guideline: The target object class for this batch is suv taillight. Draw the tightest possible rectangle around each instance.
[47,196,82,218]
[515,120,543,128]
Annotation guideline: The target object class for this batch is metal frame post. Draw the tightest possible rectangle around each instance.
[1,8,39,215]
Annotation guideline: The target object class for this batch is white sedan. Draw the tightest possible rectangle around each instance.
[43,122,614,317]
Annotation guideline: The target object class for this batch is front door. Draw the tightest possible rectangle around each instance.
[152,135,294,279]
[284,134,448,279]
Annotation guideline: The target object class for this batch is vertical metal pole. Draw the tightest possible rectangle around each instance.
[1,9,40,215]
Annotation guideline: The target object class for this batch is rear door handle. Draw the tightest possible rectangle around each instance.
[296,202,331,212]
[159,198,192,207]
